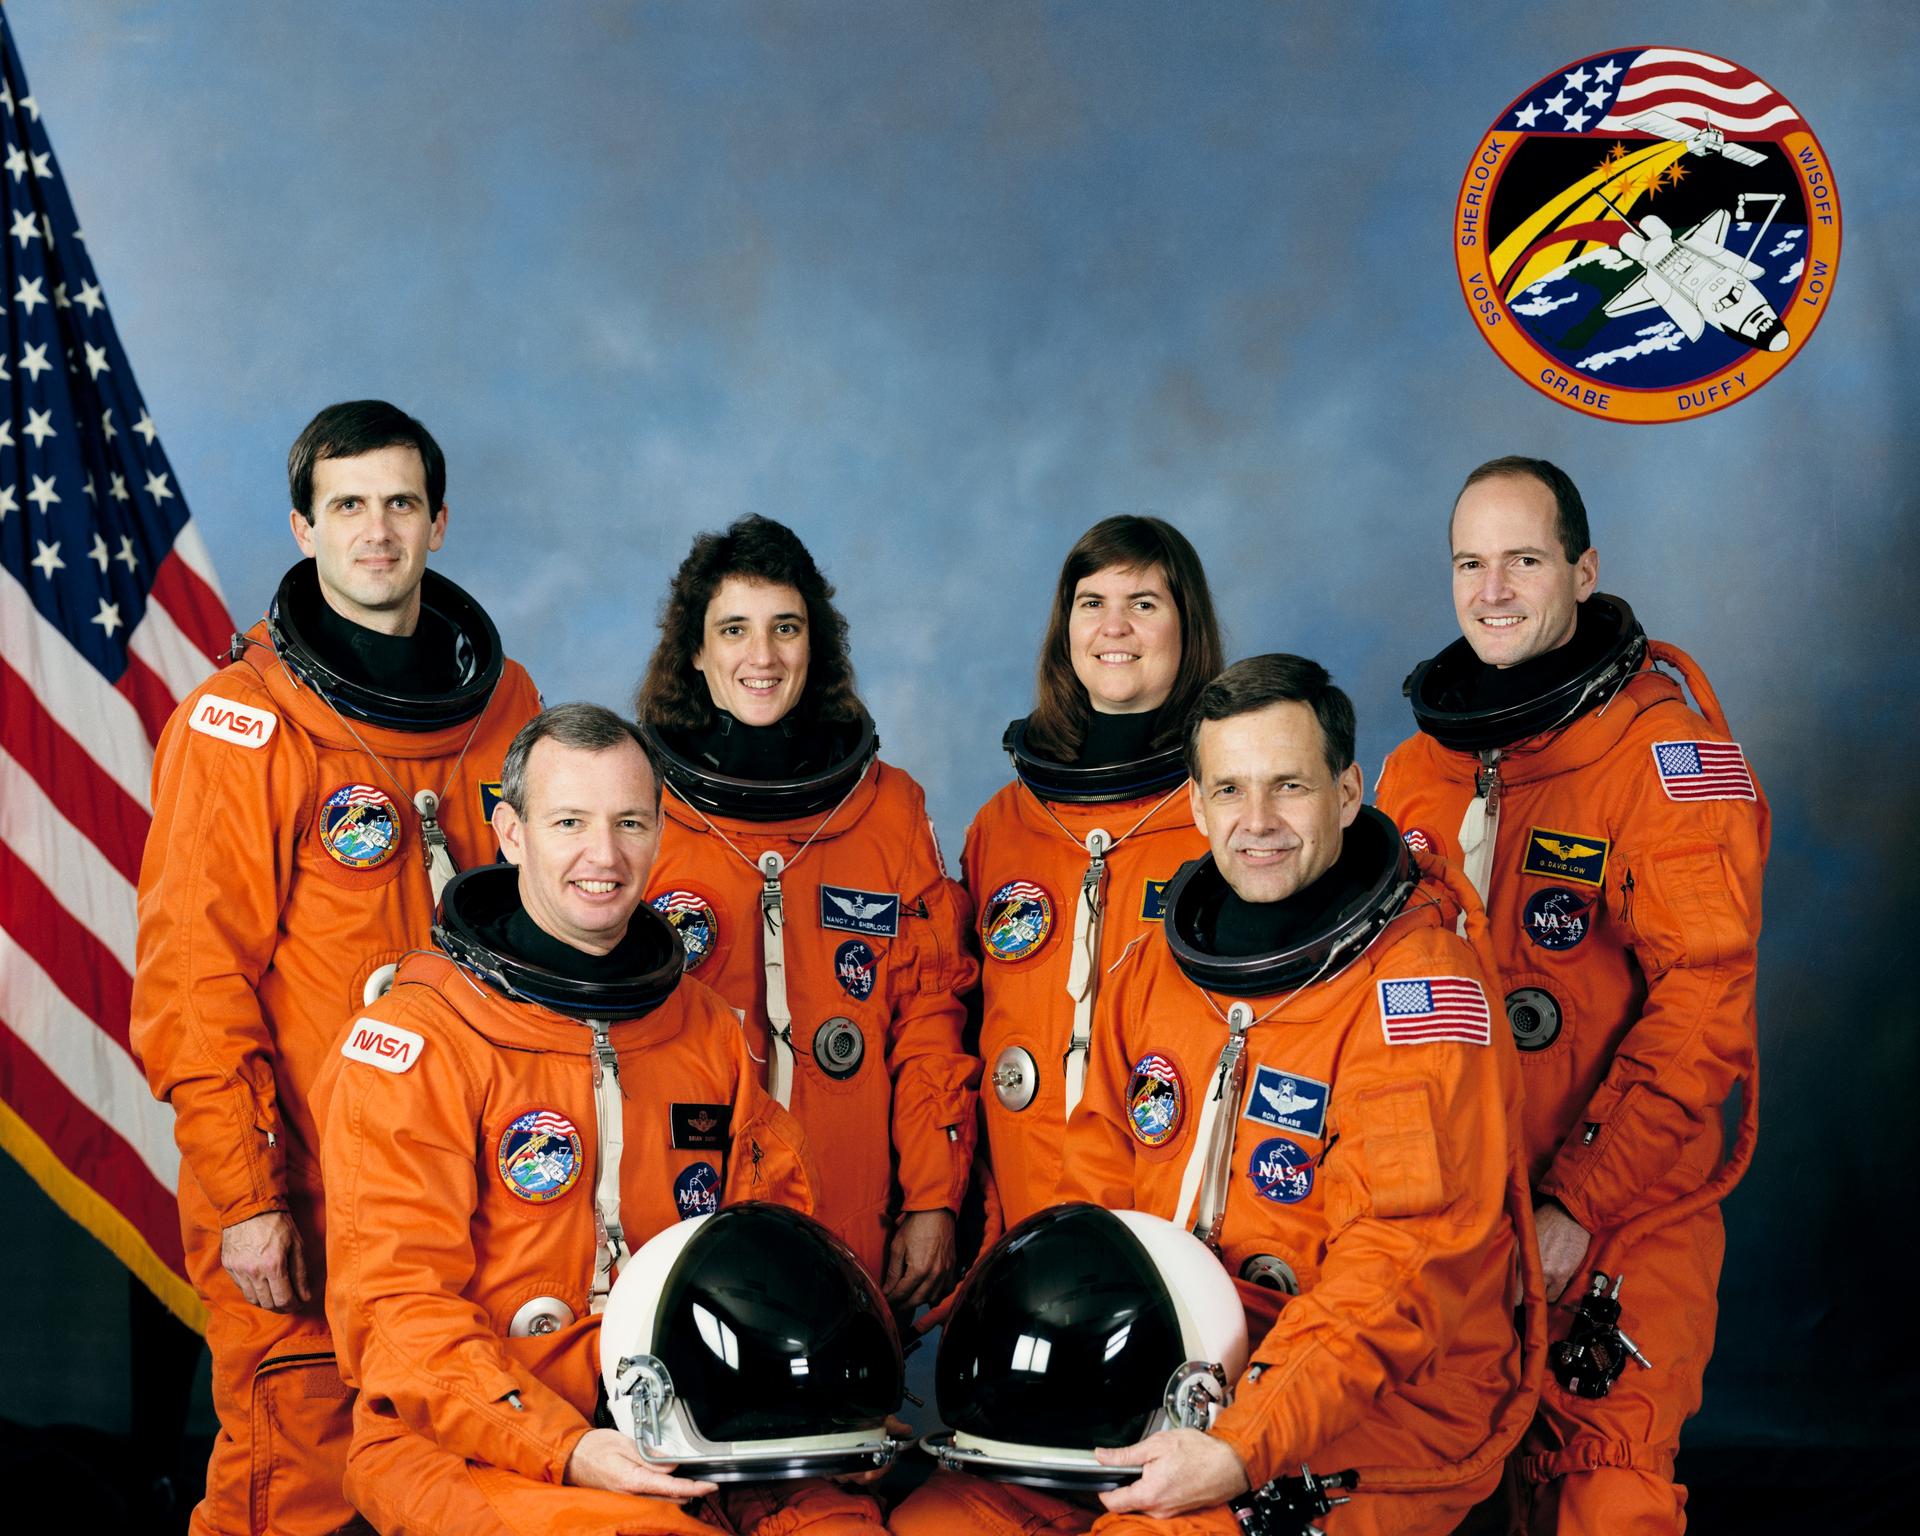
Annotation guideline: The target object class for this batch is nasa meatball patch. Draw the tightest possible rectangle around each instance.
[1125,1052,1185,1147]
[1242,1065,1329,1141]
[1248,1136,1315,1204]
[1455,47,1838,423]
[496,1109,584,1203]
[834,940,877,1001]
[318,784,401,870]
[1523,887,1595,950]
[674,1161,720,1218]
[982,879,1053,962]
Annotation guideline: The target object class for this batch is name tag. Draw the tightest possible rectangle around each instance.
[818,884,900,937]
[672,1102,732,1150]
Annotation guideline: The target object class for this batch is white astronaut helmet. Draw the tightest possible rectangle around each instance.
[599,1201,903,1482]
[925,1203,1249,1491]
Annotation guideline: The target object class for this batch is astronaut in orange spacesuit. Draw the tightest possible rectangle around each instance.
[1374,456,1768,1535]
[892,655,1541,1536]
[130,400,540,1536]
[962,516,1223,1230]
[633,516,978,1300]
[317,703,885,1536]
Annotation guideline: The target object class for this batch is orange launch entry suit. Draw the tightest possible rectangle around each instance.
[644,759,979,1279]
[962,776,1203,1228]
[1375,642,1767,1534]
[891,846,1542,1536]
[130,617,540,1536]
[314,944,881,1536]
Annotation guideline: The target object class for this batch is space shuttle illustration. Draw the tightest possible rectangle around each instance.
[1598,188,1790,352]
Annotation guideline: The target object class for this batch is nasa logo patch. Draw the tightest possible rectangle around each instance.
[834,940,877,1001]
[1402,827,1437,856]
[188,693,278,749]
[496,1109,583,1203]
[983,880,1053,962]
[1125,1052,1184,1147]
[1242,1066,1329,1141]
[1523,887,1595,950]
[673,1160,720,1219]
[650,890,719,968]
[1248,1136,1315,1204]
[318,785,401,869]
[1523,827,1609,887]
[1455,48,1839,423]
[1140,879,1171,921]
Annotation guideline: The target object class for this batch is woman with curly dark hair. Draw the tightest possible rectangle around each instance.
[634,515,979,1307]
[960,515,1224,1229]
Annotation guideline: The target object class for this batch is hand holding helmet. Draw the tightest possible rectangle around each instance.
[563,1428,718,1501]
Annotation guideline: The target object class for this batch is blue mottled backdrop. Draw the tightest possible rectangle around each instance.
[4,0,1913,1462]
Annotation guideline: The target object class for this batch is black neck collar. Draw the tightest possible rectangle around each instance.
[434,865,683,1021]
[644,714,877,822]
[1162,808,1414,997]
[1003,716,1188,806]
[258,560,503,731]
[1404,593,1646,754]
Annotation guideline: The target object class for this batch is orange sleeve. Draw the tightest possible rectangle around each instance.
[1211,955,1517,1487]
[129,678,309,1225]
[722,1019,822,1213]
[1055,962,1142,1211]
[322,997,590,1484]
[885,780,983,1214]
[1537,751,1768,1230]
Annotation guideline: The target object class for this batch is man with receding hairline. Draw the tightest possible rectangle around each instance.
[1378,456,1769,1534]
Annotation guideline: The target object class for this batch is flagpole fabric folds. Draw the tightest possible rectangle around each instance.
[0,10,235,1332]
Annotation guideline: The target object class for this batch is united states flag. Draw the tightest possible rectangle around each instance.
[1503,48,1802,138]
[1377,977,1492,1047]
[0,14,232,1328]
[1652,740,1757,802]
[1596,48,1802,135]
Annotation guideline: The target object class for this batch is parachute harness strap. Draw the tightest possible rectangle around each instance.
[1028,781,1187,1120]
[668,760,873,1108]
[1171,926,1389,1250]
[587,1018,630,1313]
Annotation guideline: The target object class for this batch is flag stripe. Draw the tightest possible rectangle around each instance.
[1631,48,1740,73]
[115,651,181,747]
[2,12,236,1323]
[0,574,154,809]
[149,545,235,662]
[0,840,134,1049]
[0,748,141,972]
[0,656,150,883]
[1615,75,1778,107]
[128,591,224,703]
[0,1024,183,1267]
[0,927,178,1187]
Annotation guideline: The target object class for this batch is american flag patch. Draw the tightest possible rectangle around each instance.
[1651,740,1756,802]
[1402,827,1434,854]
[1377,977,1492,1046]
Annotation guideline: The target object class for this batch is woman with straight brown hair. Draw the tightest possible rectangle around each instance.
[961,515,1225,1228]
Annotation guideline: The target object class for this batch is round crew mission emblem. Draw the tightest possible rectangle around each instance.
[1455,47,1838,423]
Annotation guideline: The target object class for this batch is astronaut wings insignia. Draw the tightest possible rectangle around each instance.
[818,883,902,938]
[1522,827,1610,886]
